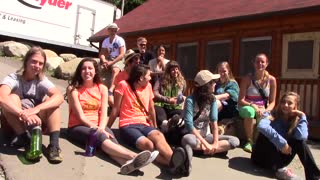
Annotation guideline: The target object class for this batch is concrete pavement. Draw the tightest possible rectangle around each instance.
[0,57,319,180]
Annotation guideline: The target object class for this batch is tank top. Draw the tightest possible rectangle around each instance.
[68,84,102,128]
[245,78,270,107]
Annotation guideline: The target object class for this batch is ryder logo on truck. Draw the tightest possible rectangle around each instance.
[17,0,72,10]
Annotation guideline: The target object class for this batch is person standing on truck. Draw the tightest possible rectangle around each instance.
[99,23,126,88]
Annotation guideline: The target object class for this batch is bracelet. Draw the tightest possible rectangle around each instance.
[108,90,113,96]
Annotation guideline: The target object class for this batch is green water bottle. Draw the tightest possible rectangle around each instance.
[26,126,42,161]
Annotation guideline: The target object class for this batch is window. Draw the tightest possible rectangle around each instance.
[205,40,231,72]
[176,42,198,80]
[282,32,320,78]
[240,37,272,76]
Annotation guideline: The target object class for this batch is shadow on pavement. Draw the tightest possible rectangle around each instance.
[228,157,274,179]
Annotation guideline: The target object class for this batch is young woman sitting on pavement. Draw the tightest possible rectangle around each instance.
[107,64,188,175]
[181,70,240,176]
[251,91,320,180]
[67,58,156,175]
[238,53,277,153]
[153,61,186,144]
[0,46,63,163]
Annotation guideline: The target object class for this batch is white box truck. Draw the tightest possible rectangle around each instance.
[0,0,119,52]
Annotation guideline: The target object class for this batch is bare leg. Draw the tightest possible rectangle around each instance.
[110,67,120,89]
[101,139,136,166]
[2,94,25,135]
[244,118,254,141]
[147,130,173,166]
[39,107,61,133]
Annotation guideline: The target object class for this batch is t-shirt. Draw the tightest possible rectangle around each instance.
[183,95,218,137]
[115,81,154,127]
[114,71,129,86]
[148,58,170,73]
[101,35,126,59]
[1,73,55,105]
[68,84,103,128]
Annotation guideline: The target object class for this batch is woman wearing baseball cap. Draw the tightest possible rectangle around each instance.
[180,70,240,175]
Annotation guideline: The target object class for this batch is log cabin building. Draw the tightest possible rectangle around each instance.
[89,0,320,137]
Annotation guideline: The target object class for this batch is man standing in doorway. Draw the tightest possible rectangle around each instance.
[100,23,126,87]
[135,37,154,65]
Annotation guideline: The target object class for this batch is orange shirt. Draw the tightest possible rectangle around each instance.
[68,84,102,128]
[114,71,129,86]
[115,81,154,127]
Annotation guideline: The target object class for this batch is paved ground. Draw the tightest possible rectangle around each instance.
[0,57,319,180]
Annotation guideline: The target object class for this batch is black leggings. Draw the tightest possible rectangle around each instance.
[155,105,182,127]
[251,134,320,180]
[68,126,118,148]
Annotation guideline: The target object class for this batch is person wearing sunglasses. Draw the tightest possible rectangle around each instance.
[135,37,154,65]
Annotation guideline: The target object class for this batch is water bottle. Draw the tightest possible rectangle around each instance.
[85,128,98,157]
[26,126,42,161]
[176,93,184,104]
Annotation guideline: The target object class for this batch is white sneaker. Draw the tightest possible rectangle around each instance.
[138,150,159,169]
[275,167,299,180]
[120,150,151,175]
[160,120,169,133]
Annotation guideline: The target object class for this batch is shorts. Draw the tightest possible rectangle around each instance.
[120,124,157,148]
[67,125,118,147]
[110,59,125,70]
[239,105,256,119]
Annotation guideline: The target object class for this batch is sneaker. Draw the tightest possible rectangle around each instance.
[169,147,186,174]
[275,167,299,180]
[160,120,169,133]
[120,150,151,175]
[243,141,253,153]
[168,114,184,129]
[46,144,63,164]
[147,150,159,164]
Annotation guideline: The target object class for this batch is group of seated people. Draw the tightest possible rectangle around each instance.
[0,46,319,179]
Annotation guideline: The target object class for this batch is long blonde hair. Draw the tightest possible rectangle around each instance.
[216,61,235,82]
[269,91,301,135]
[161,61,185,91]
[17,46,47,80]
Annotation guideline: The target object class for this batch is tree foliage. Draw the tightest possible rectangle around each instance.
[103,0,146,15]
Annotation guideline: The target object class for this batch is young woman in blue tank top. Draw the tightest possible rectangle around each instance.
[238,53,277,153]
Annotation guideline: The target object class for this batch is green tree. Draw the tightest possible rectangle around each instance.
[111,0,146,15]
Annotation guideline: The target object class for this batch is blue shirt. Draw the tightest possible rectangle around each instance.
[257,111,308,150]
[183,95,218,132]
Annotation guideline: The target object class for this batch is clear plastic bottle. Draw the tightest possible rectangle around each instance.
[26,126,42,161]
[85,128,98,157]
[176,93,184,104]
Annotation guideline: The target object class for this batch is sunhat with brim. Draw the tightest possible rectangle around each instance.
[124,49,140,64]
[107,23,120,31]
[194,70,220,87]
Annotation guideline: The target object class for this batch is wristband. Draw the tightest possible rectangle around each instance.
[108,90,113,96]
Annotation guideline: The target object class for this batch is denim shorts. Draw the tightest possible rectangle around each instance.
[120,124,157,148]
